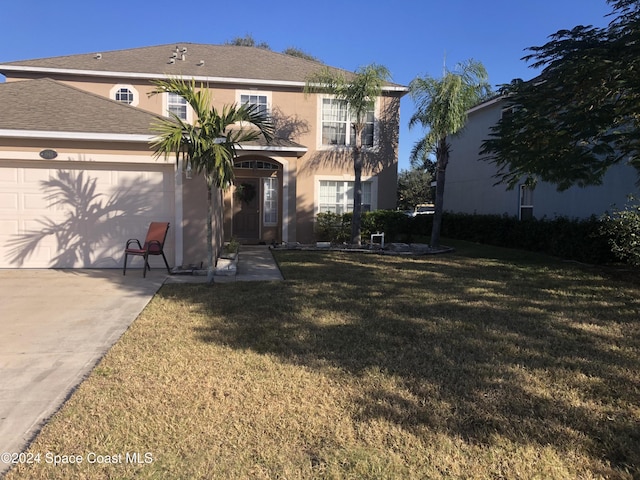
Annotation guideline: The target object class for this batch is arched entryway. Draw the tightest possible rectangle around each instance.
[227,157,282,244]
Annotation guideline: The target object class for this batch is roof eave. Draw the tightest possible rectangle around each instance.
[0,129,154,142]
[0,65,408,92]
[466,95,505,114]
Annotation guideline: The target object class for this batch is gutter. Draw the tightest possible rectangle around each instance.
[0,129,154,142]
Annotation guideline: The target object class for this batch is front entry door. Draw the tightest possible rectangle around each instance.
[234,178,260,242]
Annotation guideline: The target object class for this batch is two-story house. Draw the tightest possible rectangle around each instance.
[445,96,639,220]
[0,43,406,269]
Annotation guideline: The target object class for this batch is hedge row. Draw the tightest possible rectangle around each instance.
[315,211,617,264]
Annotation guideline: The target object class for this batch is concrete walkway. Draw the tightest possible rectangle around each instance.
[165,245,284,284]
[0,248,283,475]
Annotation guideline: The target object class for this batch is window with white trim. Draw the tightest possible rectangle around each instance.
[319,180,372,214]
[110,84,139,106]
[115,87,134,104]
[240,93,269,117]
[321,98,374,147]
[263,177,278,225]
[167,92,188,120]
[519,185,534,220]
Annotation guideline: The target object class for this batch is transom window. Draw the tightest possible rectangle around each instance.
[241,93,269,117]
[234,160,279,170]
[167,92,188,120]
[319,180,372,214]
[321,98,374,147]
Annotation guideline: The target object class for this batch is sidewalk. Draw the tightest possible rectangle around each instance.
[165,245,283,284]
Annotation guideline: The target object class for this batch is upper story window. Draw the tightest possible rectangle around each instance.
[110,84,139,106]
[321,97,375,148]
[115,88,134,104]
[167,92,188,120]
[238,91,271,118]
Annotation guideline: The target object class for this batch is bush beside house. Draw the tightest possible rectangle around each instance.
[316,211,622,265]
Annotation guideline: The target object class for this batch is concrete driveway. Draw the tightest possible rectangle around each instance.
[0,268,166,475]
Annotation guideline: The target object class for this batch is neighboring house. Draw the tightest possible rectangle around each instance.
[0,43,407,268]
[446,96,639,220]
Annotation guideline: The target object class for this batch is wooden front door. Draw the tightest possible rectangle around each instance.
[233,178,260,242]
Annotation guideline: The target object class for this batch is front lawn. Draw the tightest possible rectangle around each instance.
[6,241,640,479]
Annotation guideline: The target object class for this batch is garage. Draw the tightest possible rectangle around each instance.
[0,160,175,268]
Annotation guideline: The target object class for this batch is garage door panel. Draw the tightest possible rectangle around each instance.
[0,193,18,209]
[0,168,17,183]
[23,193,52,211]
[0,163,175,268]
[22,168,50,184]
[0,220,19,235]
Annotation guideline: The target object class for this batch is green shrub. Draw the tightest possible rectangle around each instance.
[314,209,617,264]
[601,199,640,267]
[361,210,411,241]
[315,212,350,243]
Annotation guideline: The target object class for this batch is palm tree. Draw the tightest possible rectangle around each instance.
[409,60,491,248]
[150,78,273,283]
[305,64,391,245]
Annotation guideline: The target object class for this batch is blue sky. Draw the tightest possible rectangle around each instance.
[0,0,614,172]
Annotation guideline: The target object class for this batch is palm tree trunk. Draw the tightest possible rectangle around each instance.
[206,179,215,284]
[351,153,363,246]
[351,129,363,246]
[430,138,450,249]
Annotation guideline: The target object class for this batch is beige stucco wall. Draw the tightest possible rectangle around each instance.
[5,73,402,245]
[181,173,223,267]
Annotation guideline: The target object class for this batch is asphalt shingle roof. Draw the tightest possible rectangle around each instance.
[0,78,161,135]
[0,43,406,90]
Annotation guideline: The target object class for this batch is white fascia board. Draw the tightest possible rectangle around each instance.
[0,65,408,92]
[0,129,154,142]
[467,96,504,114]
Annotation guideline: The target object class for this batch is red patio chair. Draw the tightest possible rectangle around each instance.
[123,222,171,277]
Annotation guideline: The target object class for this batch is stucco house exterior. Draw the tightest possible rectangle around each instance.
[0,43,406,269]
[446,96,639,220]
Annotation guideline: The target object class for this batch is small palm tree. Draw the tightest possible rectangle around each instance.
[409,60,491,248]
[150,78,273,283]
[305,64,391,245]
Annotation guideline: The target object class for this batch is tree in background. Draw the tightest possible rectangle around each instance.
[225,34,270,49]
[409,60,491,248]
[397,167,434,211]
[305,64,392,245]
[481,0,640,190]
[226,35,321,62]
[150,78,273,283]
[282,47,321,63]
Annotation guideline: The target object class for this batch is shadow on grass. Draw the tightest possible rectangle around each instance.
[166,248,640,476]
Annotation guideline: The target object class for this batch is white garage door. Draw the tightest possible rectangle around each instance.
[0,161,175,268]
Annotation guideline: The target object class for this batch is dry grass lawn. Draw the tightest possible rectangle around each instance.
[5,240,640,479]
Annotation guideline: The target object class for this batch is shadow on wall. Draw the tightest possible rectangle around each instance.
[299,96,399,175]
[7,170,159,268]
[271,107,310,141]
